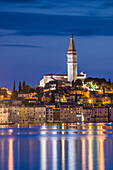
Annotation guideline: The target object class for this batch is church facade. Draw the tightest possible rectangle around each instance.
[40,35,86,87]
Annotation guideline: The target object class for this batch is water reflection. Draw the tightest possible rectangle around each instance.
[81,138,86,170]
[41,138,46,170]
[52,138,57,170]
[87,136,93,170]
[98,136,105,170]
[8,138,14,170]
[62,138,65,170]
[0,124,113,170]
[68,138,75,170]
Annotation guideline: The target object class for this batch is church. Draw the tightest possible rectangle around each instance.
[40,34,86,87]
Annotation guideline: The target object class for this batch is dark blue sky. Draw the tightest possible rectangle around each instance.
[0,0,113,90]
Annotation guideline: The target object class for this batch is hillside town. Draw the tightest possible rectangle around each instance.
[0,35,113,124]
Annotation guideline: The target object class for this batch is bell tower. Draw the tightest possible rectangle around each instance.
[67,34,77,82]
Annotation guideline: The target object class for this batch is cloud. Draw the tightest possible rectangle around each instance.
[0,11,113,37]
[16,31,67,36]
[0,44,40,48]
[0,0,34,2]
[103,2,113,7]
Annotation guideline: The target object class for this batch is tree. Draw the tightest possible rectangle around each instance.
[13,80,15,92]
[103,85,105,96]
[22,81,26,89]
[51,91,55,103]
[38,93,43,103]
[75,79,82,87]
[75,93,77,103]
[72,80,74,87]
[84,77,93,84]
[108,78,111,85]
[11,91,18,100]
[23,85,32,92]
[86,83,91,89]
[19,81,21,92]
[35,82,38,89]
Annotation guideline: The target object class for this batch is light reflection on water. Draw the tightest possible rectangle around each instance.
[0,123,113,170]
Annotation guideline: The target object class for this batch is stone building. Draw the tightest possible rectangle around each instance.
[60,104,83,123]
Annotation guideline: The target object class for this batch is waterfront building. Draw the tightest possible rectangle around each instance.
[83,106,109,122]
[28,106,46,123]
[92,106,109,122]
[60,104,83,123]
[83,106,93,122]
[19,106,29,124]
[8,106,20,123]
[46,105,55,122]
[0,104,9,123]
[109,107,113,122]
[53,108,60,122]
[19,106,46,124]
[8,105,46,124]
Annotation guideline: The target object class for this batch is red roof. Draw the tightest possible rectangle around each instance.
[45,74,67,76]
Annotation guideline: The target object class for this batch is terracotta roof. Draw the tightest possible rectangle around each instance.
[45,74,67,76]
[77,74,85,77]
[68,34,76,52]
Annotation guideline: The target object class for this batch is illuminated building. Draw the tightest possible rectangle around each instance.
[40,74,68,87]
[0,104,9,123]
[83,106,109,122]
[19,106,46,124]
[92,106,109,122]
[46,105,55,122]
[60,104,83,123]
[83,106,93,122]
[46,107,60,123]
[53,108,60,122]
[9,105,46,124]
[40,35,86,87]
[8,106,20,123]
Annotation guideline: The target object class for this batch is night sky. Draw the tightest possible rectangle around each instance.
[0,0,113,90]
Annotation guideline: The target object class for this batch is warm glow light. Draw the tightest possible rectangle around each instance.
[88,136,93,170]
[62,124,65,134]
[8,129,13,133]
[98,136,105,170]
[62,138,65,170]
[81,138,86,170]
[88,123,93,134]
[8,138,14,170]
[68,139,75,170]
[89,99,92,103]
[8,92,12,95]
[41,125,46,134]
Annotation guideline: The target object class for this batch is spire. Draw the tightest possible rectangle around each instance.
[68,34,76,52]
